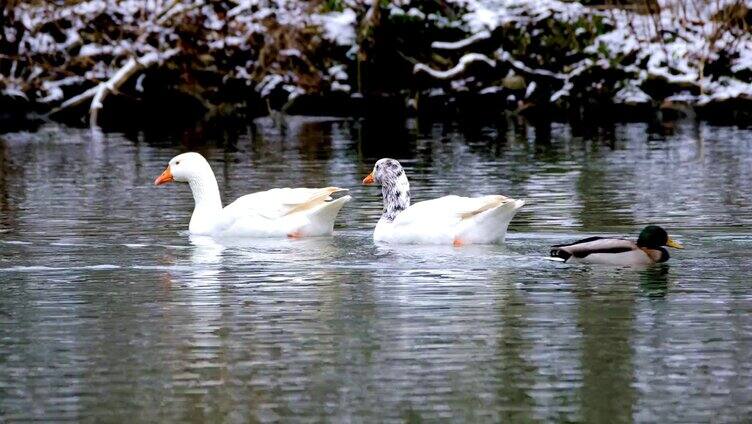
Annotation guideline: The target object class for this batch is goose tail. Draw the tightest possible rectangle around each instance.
[456,196,524,244]
[301,194,351,236]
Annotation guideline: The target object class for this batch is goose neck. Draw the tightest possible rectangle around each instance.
[187,172,222,234]
[188,173,222,211]
[381,174,410,222]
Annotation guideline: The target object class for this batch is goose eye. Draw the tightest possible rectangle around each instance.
[175,161,181,165]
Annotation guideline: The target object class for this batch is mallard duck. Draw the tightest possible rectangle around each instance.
[154,152,351,238]
[549,225,684,265]
[362,158,524,245]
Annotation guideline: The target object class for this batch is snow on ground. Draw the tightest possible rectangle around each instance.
[312,9,357,47]
[431,0,752,106]
[3,0,752,115]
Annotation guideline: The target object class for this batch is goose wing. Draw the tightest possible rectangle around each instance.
[550,237,637,261]
[391,195,519,228]
[223,187,349,221]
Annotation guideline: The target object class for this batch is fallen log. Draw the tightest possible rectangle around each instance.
[49,49,178,127]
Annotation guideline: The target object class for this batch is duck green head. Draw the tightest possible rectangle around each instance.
[637,225,684,249]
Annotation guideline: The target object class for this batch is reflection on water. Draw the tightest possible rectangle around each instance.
[1,118,752,421]
[639,265,671,298]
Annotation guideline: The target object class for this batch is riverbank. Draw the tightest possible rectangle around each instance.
[2,0,752,127]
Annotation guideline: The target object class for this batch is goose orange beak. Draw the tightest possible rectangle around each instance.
[362,172,374,185]
[154,166,173,185]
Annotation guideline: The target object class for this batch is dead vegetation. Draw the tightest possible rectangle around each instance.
[2,0,752,126]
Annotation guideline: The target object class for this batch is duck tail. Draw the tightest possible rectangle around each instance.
[550,247,571,262]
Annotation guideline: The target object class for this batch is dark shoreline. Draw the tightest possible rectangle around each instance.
[3,91,751,142]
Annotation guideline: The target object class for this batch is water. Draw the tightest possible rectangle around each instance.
[1,118,752,422]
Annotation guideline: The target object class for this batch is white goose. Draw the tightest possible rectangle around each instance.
[154,152,351,238]
[362,159,524,245]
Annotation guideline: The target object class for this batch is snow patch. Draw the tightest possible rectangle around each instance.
[414,53,496,80]
[313,9,357,47]
[614,83,651,105]
[432,30,491,50]
[257,74,285,98]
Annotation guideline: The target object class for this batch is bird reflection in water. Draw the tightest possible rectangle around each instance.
[638,264,671,298]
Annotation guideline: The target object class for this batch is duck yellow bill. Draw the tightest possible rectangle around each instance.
[666,238,684,249]
[154,166,173,185]
[362,172,374,185]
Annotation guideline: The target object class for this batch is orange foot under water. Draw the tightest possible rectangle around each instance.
[287,231,303,239]
[453,238,463,247]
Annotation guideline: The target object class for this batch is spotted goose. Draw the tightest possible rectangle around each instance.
[362,158,524,245]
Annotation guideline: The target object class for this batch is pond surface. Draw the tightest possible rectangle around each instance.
[1,117,752,421]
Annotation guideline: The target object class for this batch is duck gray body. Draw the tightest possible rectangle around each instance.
[550,237,665,265]
[550,226,683,266]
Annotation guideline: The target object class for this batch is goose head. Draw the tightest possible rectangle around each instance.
[363,158,411,222]
[154,152,222,234]
[362,158,406,186]
[154,152,214,185]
